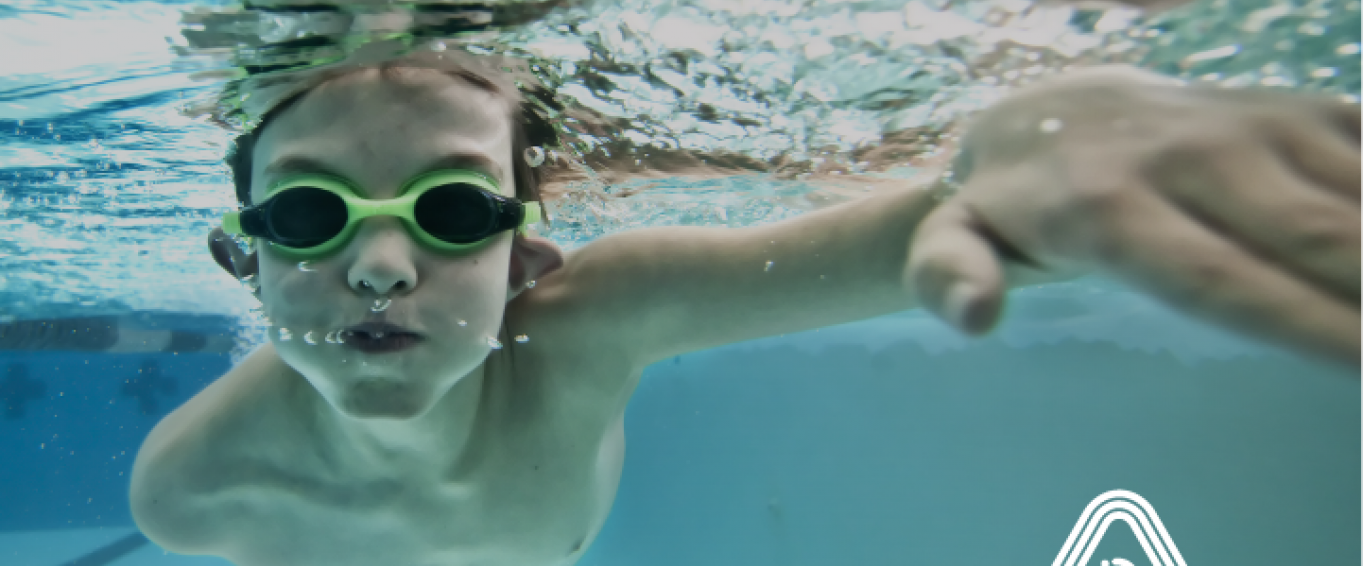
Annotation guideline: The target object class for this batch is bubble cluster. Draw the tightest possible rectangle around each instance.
[371,297,392,312]
[523,146,546,167]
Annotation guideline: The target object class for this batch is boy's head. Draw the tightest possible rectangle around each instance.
[209,52,565,420]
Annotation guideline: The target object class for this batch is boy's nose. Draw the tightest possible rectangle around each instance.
[350,272,410,295]
[347,216,418,294]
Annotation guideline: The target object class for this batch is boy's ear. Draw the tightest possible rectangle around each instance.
[207,227,260,293]
[507,233,565,299]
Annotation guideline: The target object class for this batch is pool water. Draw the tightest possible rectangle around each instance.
[0,1,1358,565]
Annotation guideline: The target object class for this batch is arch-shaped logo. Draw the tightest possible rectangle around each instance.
[1051,490,1187,566]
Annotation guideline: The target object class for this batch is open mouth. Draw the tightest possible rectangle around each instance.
[341,322,422,353]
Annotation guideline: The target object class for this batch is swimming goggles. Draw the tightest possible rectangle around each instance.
[221,169,542,258]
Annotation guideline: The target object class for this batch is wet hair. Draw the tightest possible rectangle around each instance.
[224,61,557,213]
[223,59,560,373]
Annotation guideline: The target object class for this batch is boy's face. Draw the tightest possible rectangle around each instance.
[249,69,519,420]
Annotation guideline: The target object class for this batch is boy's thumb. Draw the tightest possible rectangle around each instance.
[905,201,1006,335]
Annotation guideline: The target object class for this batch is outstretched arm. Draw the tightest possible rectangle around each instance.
[551,65,1359,372]
[554,180,987,368]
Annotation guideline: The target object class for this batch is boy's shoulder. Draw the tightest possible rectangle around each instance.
[134,343,302,477]
[503,251,650,404]
[129,344,297,553]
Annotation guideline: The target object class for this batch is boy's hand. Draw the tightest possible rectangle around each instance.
[907,65,1360,363]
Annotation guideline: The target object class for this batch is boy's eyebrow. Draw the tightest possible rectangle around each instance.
[261,153,506,190]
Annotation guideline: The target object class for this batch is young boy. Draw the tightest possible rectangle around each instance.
[129,52,1359,566]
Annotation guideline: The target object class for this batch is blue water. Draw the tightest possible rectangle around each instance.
[1,0,1359,565]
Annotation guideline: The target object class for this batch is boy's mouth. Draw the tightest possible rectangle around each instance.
[341,322,422,353]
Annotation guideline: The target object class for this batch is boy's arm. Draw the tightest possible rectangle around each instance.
[554,183,1004,368]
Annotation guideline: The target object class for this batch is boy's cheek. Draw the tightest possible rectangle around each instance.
[257,251,339,300]
[256,268,346,332]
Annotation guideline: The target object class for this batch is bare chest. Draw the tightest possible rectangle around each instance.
[196,352,635,566]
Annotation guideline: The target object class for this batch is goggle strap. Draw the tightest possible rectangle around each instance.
[500,200,544,236]
[522,202,543,228]
[222,212,243,235]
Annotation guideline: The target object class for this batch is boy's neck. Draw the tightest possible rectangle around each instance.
[304,360,490,470]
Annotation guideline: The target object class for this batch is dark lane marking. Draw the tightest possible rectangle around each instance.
[0,317,234,354]
[0,317,119,351]
[1,363,45,419]
[57,532,148,566]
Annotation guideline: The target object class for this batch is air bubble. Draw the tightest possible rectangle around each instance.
[304,331,318,345]
[371,297,392,312]
[431,41,447,52]
[524,146,546,167]
[458,320,468,327]
[487,336,503,349]
[515,334,529,343]
[1337,43,1361,56]
[325,330,342,344]
[526,280,537,289]
[764,260,774,272]
[297,261,317,272]
[1039,118,1063,133]
[278,328,293,341]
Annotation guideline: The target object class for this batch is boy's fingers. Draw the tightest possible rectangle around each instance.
[906,201,1007,335]
[1323,99,1360,142]
[1151,147,1361,301]
[1092,188,1360,363]
[1272,118,1362,202]
[1212,89,1360,143]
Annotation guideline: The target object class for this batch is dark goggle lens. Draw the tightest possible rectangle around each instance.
[414,183,497,243]
[267,187,347,247]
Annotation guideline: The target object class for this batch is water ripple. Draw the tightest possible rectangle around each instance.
[0,0,1356,328]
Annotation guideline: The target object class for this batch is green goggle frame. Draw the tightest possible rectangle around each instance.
[221,169,542,258]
